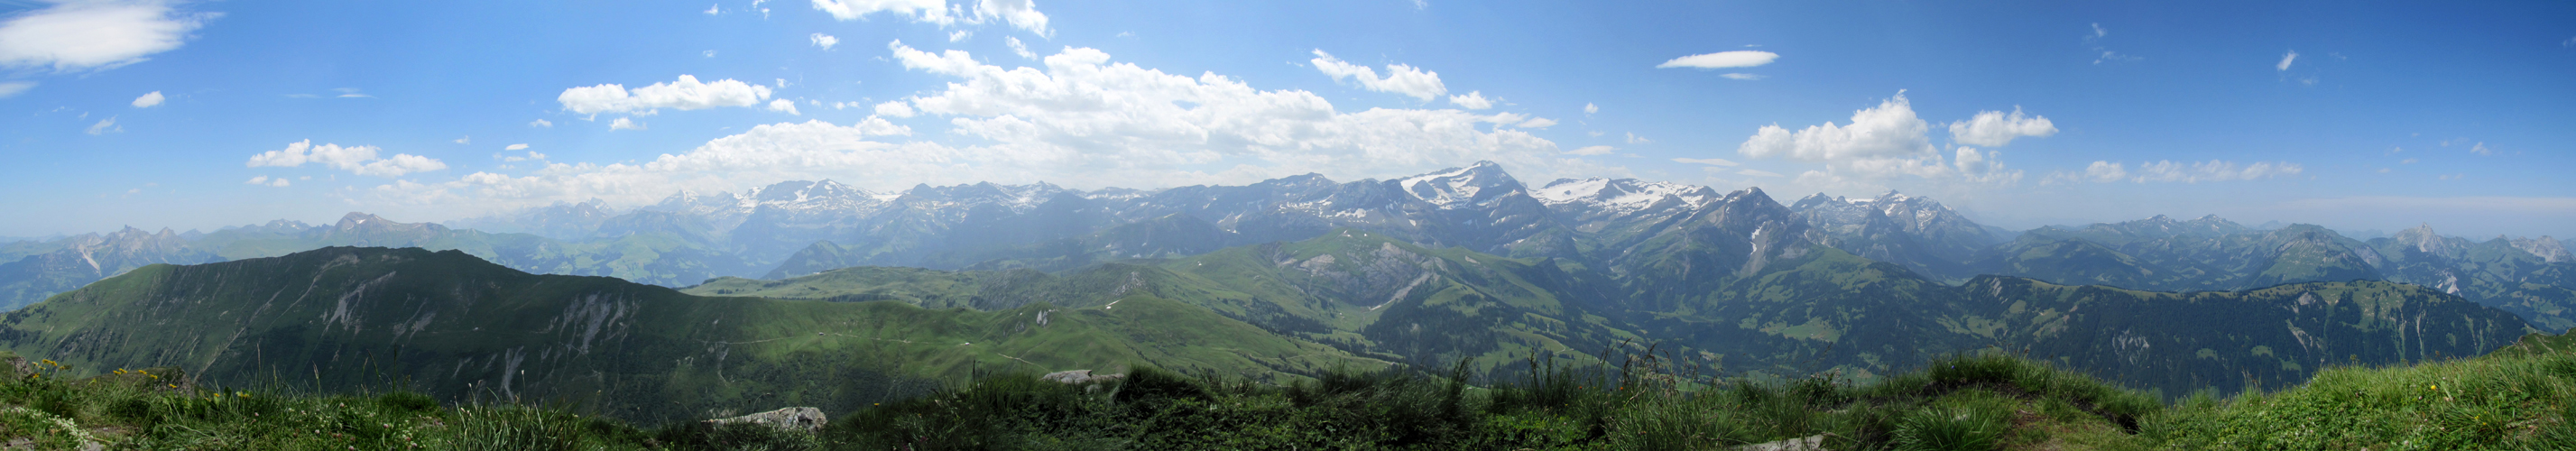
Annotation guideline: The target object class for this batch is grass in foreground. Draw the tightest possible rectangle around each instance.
[5,333,2575,449]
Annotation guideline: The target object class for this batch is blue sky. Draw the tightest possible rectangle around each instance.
[1,0,2571,239]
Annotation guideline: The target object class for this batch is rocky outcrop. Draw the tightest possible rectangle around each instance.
[705,407,826,433]
[1040,369,1126,385]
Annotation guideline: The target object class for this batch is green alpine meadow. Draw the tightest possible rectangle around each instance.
[2,0,2570,448]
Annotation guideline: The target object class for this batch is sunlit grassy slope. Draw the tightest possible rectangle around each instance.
[0,246,1379,424]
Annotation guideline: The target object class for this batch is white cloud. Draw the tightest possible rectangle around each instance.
[810,33,839,50]
[364,43,1619,215]
[1739,92,1932,162]
[2091,23,2107,38]
[2401,158,2417,164]
[2564,36,2575,47]
[0,0,213,72]
[245,140,447,177]
[131,90,163,107]
[505,143,530,151]
[810,0,954,24]
[1737,169,1782,178]
[2377,168,2391,173]
[453,136,470,144]
[85,116,118,134]
[1656,51,1779,69]
[245,176,289,188]
[949,31,973,41]
[767,98,800,115]
[1672,158,1738,167]
[1447,90,1492,109]
[1006,36,1035,59]
[1568,145,1614,155]
[2086,161,2127,183]
[500,151,546,162]
[2276,50,2297,71]
[2438,173,2463,180]
[809,0,1051,36]
[557,75,775,115]
[704,50,717,58]
[1735,91,2027,186]
[873,100,917,117]
[1514,117,1556,129]
[529,119,553,128]
[609,117,646,131]
[2121,160,2303,183]
[2470,142,2493,155]
[0,81,31,98]
[1583,103,1597,115]
[972,0,1051,37]
[1946,107,2057,147]
[1625,133,1650,144]
[1309,50,1446,101]
[1720,73,1765,80]
[704,4,720,14]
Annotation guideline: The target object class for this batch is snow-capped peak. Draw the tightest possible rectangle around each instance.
[1397,161,1518,208]
[1534,178,1713,215]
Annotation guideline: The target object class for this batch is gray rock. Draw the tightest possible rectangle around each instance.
[1738,435,1825,451]
[706,407,826,433]
[1041,369,1126,384]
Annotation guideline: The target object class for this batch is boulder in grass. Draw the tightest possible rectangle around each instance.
[1738,435,1825,451]
[705,407,827,433]
[1041,369,1126,384]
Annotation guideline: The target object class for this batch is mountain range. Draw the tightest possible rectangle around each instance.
[3,161,2572,408]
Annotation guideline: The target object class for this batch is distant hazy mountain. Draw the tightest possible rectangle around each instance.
[702,226,2529,395]
[1976,218,2576,332]
[1785,191,2006,281]
[0,226,220,309]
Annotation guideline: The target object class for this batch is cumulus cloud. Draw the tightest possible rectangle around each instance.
[245,140,448,177]
[1514,117,1556,129]
[529,119,553,128]
[949,31,973,41]
[500,151,546,162]
[85,116,118,134]
[2276,50,2297,71]
[2085,161,2127,182]
[1309,50,1446,101]
[767,98,800,115]
[810,33,838,50]
[609,117,646,131]
[1625,133,1650,144]
[2470,142,2494,155]
[0,81,31,98]
[809,0,1051,36]
[1946,107,2057,147]
[1656,51,1778,69]
[131,90,163,107]
[557,75,775,115]
[1006,36,1034,59]
[363,43,1619,214]
[1568,145,1614,155]
[873,101,917,117]
[1740,93,1933,162]
[0,0,214,72]
[1583,103,1597,115]
[1448,90,1491,109]
[1736,91,2029,186]
[245,176,288,187]
[504,143,530,151]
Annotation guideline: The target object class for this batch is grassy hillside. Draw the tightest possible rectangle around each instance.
[0,247,1380,423]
